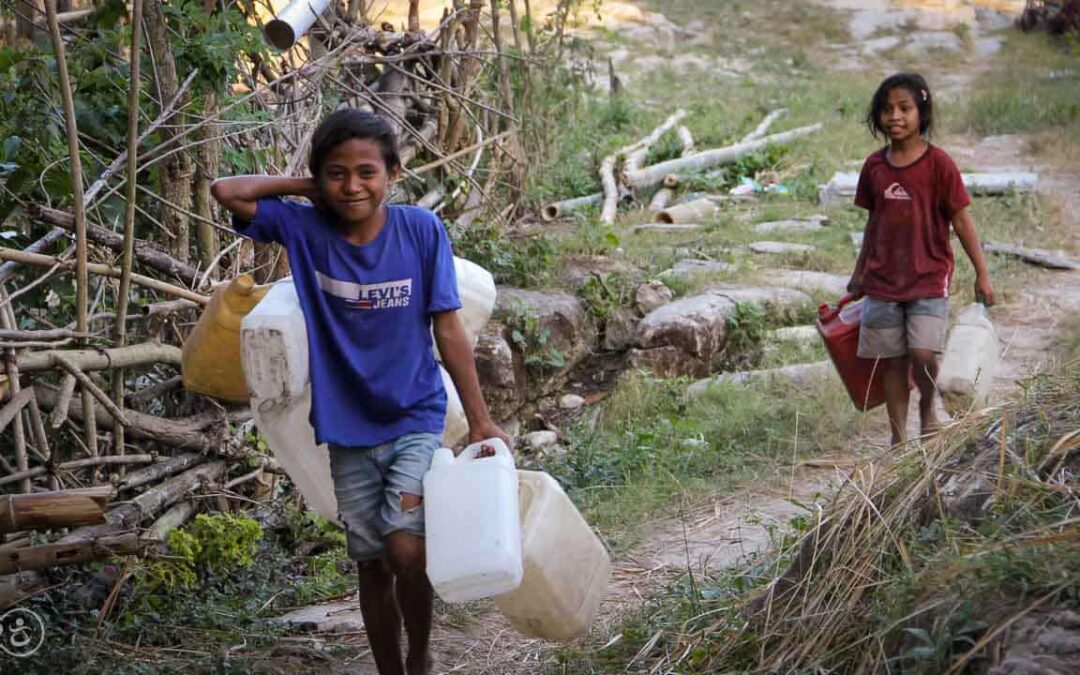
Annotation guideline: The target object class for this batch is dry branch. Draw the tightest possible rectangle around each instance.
[28,205,200,285]
[0,388,33,436]
[116,453,202,492]
[0,248,208,304]
[0,455,157,488]
[16,343,182,374]
[625,122,825,189]
[741,108,788,143]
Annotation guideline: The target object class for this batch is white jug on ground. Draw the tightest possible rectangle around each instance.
[495,470,611,641]
[424,438,523,602]
[938,302,1000,415]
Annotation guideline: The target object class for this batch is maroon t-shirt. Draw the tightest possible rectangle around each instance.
[855,144,970,302]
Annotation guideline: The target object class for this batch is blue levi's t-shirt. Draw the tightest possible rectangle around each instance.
[233,199,462,448]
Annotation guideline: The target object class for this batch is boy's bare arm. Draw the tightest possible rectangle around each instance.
[952,207,996,306]
[210,175,320,221]
[432,311,511,448]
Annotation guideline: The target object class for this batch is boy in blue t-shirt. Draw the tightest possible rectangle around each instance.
[212,109,509,675]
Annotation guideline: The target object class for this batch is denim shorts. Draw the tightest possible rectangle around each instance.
[328,432,441,562]
[857,296,949,359]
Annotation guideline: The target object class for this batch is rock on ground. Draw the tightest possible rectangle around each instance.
[635,280,674,315]
[764,270,850,297]
[273,601,365,632]
[750,241,817,255]
[664,259,737,280]
[753,215,828,233]
[603,307,639,352]
[706,285,814,316]
[635,291,738,375]
[687,361,833,397]
[473,320,526,422]
[496,288,596,370]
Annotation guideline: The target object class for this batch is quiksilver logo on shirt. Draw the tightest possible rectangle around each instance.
[317,271,412,309]
[884,182,912,200]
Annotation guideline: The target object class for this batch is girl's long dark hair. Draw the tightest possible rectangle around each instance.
[866,73,934,138]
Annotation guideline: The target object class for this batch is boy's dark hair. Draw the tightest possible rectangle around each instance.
[866,72,934,138]
[309,109,400,177]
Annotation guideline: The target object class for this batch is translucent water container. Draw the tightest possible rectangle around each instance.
[424,438,523,603]
[240,280,472,523]
[938,303,1000,414]
[495,470,611,641]
[182,274,270,402]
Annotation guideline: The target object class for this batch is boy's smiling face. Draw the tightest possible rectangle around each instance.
[319,138,400,230]
[880,87,921,143]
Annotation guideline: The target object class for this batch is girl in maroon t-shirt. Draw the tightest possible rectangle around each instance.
[847,73,996,447]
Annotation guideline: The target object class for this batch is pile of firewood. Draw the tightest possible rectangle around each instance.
[0,0,546,600]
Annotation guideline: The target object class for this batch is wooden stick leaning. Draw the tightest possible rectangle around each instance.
[0,287,31,492]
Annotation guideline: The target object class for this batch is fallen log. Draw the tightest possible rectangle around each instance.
[0,532,141,574]
[16,343,182,374]
[0,248,208,305]
[625,122,825,190]
[27,205,201,285]
[0,487,114,534]
[602,109,687,223]
[146,501,196,543]
[541,193,602,222]
[983,241,1079,270]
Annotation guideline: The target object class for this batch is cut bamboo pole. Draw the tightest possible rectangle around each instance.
[625,122,824,190]
[541,193,602,222]
[657,198,719,224]
[650,127,694,212]
[51,354,131,428]
[0,532,140,574]
[48,373,77,429]
[146,500,196,542]
[0,388,33,436]
[0,248,209,304]
[0,487,113,534]
[45,0,96,462]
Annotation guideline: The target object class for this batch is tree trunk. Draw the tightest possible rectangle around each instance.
[193,91,220,273]
[144,0,192,263]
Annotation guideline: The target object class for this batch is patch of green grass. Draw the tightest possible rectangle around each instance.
[541,372,863,551]
[961,32,1080,143]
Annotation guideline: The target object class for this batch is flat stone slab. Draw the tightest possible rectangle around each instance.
[753,215,828,233]
[767,325,820,345]
[273,602,365,632]
[687,361,832,398]
[706,285,814,314]
[633,223,703,233]
[749,241,816,255]
[766,269,850,297]
[665,259,738,280]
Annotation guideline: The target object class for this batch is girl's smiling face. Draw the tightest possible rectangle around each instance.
[879,87,922,143]
[319,138,400,229]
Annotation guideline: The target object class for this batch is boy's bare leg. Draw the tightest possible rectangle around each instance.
[356,559,405,675]
[883,356,911,447]
[911,348,941,437]
[385,527,434,675]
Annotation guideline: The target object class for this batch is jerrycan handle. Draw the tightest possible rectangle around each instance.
[458,437,514,466]
[431,447,456,469]
[818,292,858,322]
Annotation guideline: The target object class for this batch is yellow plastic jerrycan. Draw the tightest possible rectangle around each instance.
[182,274,271,403]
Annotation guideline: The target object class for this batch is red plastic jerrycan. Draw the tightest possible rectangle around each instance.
[816,294,912,411]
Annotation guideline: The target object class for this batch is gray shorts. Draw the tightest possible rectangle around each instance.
[857,297,949,359]
[328,432,441,562]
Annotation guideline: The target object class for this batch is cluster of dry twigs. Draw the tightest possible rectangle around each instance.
[0,0,569,596]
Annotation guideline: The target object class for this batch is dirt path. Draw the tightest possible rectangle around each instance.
[312,3,1080,673]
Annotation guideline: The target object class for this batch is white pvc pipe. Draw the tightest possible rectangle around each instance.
[264,0,333,51]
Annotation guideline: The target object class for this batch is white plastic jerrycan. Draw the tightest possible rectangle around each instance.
[424,438,523,603]
[938,303,1000,415]
[495,470,611,641]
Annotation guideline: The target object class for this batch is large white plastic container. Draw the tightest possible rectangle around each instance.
[424,438,523,602]
[495,470,611,641]
[938,303,1000,415]
[240,264,489,522]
